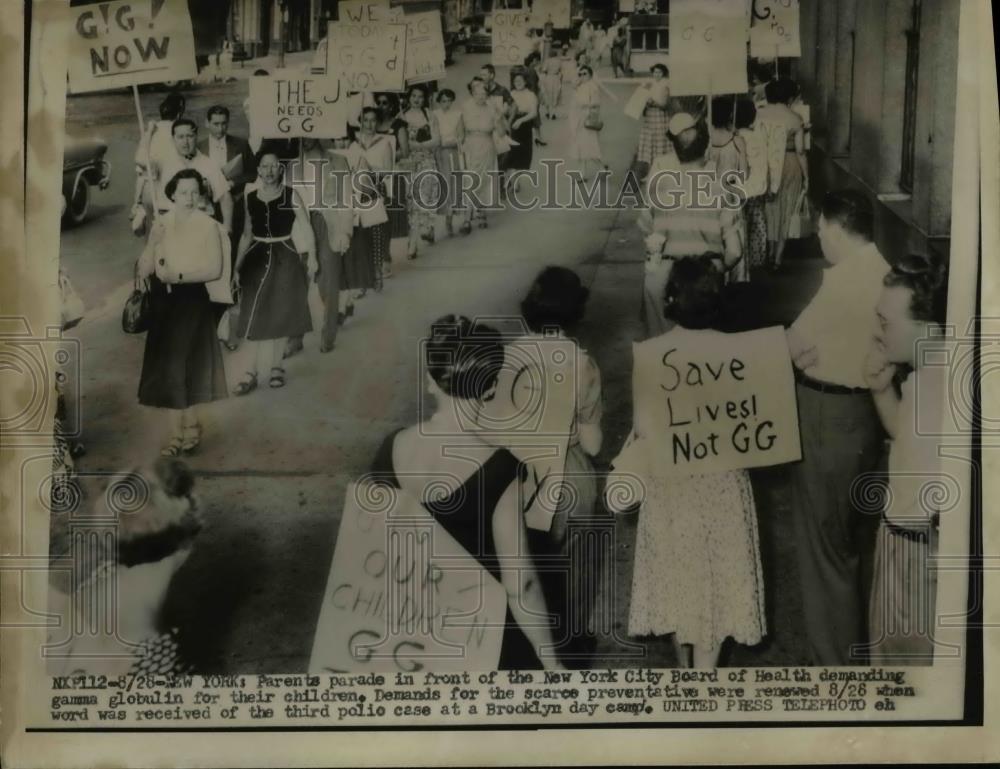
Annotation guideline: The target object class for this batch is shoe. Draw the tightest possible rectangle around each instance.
[535,139,547,146]
[420,228,435,244]
[320,332,335,353]
[346,304,355,318]
[477,219,488,229]
[268,367,286,388]
[161,436,184,457]
[337,311,346,326]
[407,248,418,260]
[460,221,472,236]
[233,373,258,396]
[283,338,303,360]
[181,424,202,454]
[223,340,239,352]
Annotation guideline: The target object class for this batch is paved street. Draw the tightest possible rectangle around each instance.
[59,50,834,672]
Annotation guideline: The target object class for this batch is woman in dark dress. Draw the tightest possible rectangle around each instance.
[370,315,565,671]
[137,169,228,457]
[505,71,539,197]
[232,149,316,393]
[374,93,410,251]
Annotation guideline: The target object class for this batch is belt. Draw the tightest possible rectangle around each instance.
[796,371,869,395]
[254,235,292,244]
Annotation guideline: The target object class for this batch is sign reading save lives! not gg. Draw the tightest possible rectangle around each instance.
[631,326,801,476]
[69,0,196,93]
[308,483,505,673]
[249,73,348,138]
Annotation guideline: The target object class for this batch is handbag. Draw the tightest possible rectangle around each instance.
[358,194,389,228]
[787,190,815,239]
[584,105,604,132]
[122,278,151,334]
[59,269,85,331]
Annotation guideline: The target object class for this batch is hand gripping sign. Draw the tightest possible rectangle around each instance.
[68,0,197,94]
[309,482,505,673]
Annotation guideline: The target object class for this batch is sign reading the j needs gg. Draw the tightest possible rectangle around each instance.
[249,73,348,138]
[68,0,196,94]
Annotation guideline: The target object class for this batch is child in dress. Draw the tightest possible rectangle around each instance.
[607,255,766,668]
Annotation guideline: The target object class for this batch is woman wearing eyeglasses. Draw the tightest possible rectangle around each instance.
[398,84,441,258]
[460,77,501,232]
[570,65,607,182]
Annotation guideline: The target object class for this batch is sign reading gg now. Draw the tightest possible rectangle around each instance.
[326,19,406,92]
[68,0,196,93]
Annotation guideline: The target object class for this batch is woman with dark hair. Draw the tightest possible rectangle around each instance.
[756,77,808,269]
[518,267,605,666]
[709,95,749,282]
[505,71,539,194]
[231,149,316,393]
[608,255,766,668]
[398,84,441,257]
[136,169,229,456]
[539,45,563,119]
[570,65,607,180]
[635,63,671,176]
[433,89,465,237]
[370,315,564,670]
[373,92,410,253]
[734,96,769,271]
[346,106,394,290]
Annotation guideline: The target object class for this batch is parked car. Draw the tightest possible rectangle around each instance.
[461,14,492,53]
[62,134,111,227]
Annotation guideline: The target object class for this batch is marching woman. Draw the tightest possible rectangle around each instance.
[570,65,608,182]
[460,77,502,232]
[398,84,442,257]
[505,71,539,196]
[231,148,316,394]
[635,64,672,178]
[433,89,466,237]
[343,107,393,305]
[374,93,410,259]
[539,48,563,120]
[136,169,229,457]
[608,256,766,668]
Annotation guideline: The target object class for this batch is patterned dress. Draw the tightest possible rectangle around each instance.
[400,110,441,235]
[636,80,671,168]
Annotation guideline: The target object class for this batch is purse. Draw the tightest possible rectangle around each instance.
[584,106,603,132]
[122,278,151,334]
[59,269,85,331]
[358,195,389,228]
[787,190,815,239]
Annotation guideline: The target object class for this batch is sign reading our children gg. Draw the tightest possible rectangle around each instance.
[308,482,505,673]
[68,0,197,93]
[630,326,801,476]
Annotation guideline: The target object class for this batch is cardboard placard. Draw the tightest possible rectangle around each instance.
[630,326,801,476]
[338,0,402,24]
[403,11,447,85]
[68,0,196,93]
[308,483,506,673]
[530,0,572,30]
[668,0,749,97]
[750,0,801,57]
[326,19,407,92]
[492,10,534,67]
[249,73,349,139]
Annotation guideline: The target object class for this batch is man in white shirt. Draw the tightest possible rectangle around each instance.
[863,256,948,665]
[785,190,890,665]
[155,118,233,234]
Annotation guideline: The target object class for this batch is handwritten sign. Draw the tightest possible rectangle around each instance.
[249,73,348,139]
[327,19,406,92]
[669,0,749,96]
[403,11,447,85]
[530,0,571,29]
[338,0,402,23]
[68,0,196,93]
[473,333,577,531]
[750,0,801,57]
[631,326,801,476]
[308,483,505,673]
[443,0,461,33]
[492,10,534,67]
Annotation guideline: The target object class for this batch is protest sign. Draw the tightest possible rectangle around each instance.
[530,0,572,29]
[327,19,406,92]
[492,10,534,67]
[68,0,196,93]
[625,83,653,120]
[338,0,402,23]
[309,483,506,673]
[473,333,577,531]
[249,73,348,139]
[750,0,801,57]
[630,326,801,477]
[668,0,749,96]
[403,11,447,85]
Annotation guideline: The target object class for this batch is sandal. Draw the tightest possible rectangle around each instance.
[269,367,286,388]
[181,424,202,454]
[233,373,258,396]
[161,436,184,457]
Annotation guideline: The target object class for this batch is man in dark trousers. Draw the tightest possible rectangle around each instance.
[199,105,257,349]
[785,190,891,665]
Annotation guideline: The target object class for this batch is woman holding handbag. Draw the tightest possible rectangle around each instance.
[570,65,607,182]
[136,169,229,457]
[399,85,441,257]
[460,77,501,232]
[231,149,317,394]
